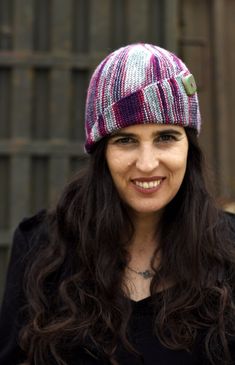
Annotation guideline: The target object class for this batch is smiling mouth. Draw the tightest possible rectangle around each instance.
[132,179,164,190]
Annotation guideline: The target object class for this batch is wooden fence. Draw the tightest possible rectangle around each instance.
[179,0,235,202]
[0,0,235,300]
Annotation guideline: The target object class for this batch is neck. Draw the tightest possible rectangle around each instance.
[128,211,161,258]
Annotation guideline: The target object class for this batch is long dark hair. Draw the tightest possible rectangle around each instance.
[20,128,235,365]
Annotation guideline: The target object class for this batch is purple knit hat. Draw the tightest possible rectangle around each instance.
[85,43,201,153]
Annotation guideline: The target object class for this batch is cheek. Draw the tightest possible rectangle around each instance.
[167,152,188,176]
[106,148,134,177]
[106,154,127,179]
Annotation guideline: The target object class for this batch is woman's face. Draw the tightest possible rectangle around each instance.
[105,124,188,218]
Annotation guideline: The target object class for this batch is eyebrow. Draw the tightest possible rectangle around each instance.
[110,128,183,138]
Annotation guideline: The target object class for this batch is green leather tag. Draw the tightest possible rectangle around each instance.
[182,74,197,95]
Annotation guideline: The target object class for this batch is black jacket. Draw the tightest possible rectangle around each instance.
[0,210,235,365]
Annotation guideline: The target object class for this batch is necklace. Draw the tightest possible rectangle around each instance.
[127,266,154,279]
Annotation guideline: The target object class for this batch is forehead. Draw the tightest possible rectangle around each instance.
[111,123,186,135]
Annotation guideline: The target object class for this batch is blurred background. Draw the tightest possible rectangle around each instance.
[0,0,235,299]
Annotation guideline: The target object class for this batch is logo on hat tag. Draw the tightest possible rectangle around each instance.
[182,74,197,96]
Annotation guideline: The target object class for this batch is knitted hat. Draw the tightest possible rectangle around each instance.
[85,43,201,153]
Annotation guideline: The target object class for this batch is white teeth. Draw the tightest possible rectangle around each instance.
[134,180,161,189]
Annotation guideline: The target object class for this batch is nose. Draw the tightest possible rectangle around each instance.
[135,144,159,172]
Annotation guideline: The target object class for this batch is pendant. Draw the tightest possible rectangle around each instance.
[127,266,154,279]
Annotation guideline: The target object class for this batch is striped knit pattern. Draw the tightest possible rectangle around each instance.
[85,43,201,153]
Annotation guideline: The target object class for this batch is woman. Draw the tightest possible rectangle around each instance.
[0,43,234,365]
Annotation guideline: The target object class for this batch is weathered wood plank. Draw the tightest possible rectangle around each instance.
[164,0,179,52]
[89,0,110,51]
[0,247,9,300]
[0,51,106,68]
[148,0,165,46]
[0,231,12,247]
[50,69,70,139]
[51,0,72,52]
[0,68,11,138]
[179,0,215,174]
[49,157,70,206]
[72,0,90,53]
[13,0,33,50]
[0,157,10,230]
[6,66,31,232]
[0,0,13,50]
[110,0,127,48]
[70,70,89,141]
[0,140,84,155]
[33,0,51,51]
[212,0,230,198]
[10,156,30,228]
[11,68,32,138]
[31,69,50,139]
[30,157,49,213]
[222,0,235,199]
[127,0,149,43]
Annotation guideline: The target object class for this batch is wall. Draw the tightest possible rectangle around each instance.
[0,0,234,300]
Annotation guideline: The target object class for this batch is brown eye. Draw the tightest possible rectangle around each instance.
[157,134,176,142]
[114,137,136,145]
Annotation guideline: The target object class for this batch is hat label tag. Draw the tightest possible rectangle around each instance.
[182,74,197,95]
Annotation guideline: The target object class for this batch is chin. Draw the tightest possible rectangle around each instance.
[129,205,165,217]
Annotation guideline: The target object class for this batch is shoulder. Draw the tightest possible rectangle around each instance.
[12,209,49,258]
[0,210,50,363]
[18,208,48,234]
[224,211,235,225]
[2,210,51,308]
[223,211,235,239]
